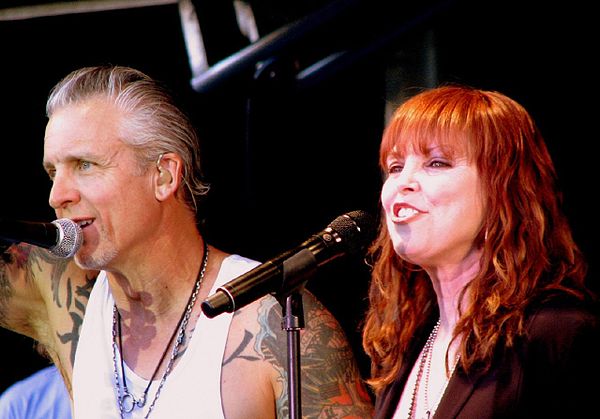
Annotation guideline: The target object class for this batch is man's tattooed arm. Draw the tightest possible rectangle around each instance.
[0,244,14,323]
[228,292,374,419]
[0,243,39,332]
[0,243,97,368]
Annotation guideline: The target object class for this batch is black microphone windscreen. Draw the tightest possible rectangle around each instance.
[328,210,375,255]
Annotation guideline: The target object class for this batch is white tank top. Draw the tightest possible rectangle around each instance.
[72,254,260,418]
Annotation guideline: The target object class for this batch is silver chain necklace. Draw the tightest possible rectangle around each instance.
[407,319,459,419]
[111,244,209,418]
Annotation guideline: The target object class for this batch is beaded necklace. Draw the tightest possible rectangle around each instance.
[407,319,459,419]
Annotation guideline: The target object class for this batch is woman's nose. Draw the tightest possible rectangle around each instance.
[394,164,420,193]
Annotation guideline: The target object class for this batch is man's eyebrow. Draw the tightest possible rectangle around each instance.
[42,153,82,170]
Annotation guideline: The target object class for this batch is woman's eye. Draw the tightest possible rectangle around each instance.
[429,159,450,168]
[387,163,403,174]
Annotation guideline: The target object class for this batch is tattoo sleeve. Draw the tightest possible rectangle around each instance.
[0,252,11,322]
[239,294,373,418]
[0,244,33,325]
[0,243,96,368]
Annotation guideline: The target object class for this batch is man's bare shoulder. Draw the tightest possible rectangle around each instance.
[223,291,374,418]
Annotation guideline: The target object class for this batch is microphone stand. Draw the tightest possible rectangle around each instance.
[276,248,318,419]
[281,292,304,419]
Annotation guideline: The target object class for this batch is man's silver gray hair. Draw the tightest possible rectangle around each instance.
[46,65,209,214]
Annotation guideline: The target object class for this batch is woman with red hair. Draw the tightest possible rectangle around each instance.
[362,85,599,418]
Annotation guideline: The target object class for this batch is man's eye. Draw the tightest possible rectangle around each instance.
[77,161,92,171]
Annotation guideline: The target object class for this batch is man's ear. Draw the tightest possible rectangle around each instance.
[154,152,182,201]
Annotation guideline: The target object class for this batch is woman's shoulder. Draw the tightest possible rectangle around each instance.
[525,293,600,345]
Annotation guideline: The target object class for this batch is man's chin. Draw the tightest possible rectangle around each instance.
[74,252,102,271]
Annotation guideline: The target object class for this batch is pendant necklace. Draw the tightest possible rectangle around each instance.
[112,243,209,418]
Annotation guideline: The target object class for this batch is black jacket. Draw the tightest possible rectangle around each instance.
[374,298,600,418]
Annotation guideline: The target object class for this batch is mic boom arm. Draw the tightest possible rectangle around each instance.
[201,210,374,318]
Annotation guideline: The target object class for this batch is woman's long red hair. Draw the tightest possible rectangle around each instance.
[362,85,590,393]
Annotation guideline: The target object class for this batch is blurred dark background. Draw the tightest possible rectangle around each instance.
[0,0,596,393]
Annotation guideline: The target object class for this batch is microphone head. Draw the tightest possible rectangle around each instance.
[50,218,83,258]
[328,210,375,255]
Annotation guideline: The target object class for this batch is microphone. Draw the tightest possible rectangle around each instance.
[0,218,83,258]
[201,210,375,318]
